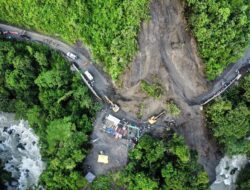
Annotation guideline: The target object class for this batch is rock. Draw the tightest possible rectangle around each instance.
[17,143,25,150]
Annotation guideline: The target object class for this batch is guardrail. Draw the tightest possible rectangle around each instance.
[201,73,242,105]
[72,63,102,101]
[0,28,103,101]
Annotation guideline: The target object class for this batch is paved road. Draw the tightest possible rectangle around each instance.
[0,23,249,113]
[0,23,114,101]
[191,49,250,105]
[0,23,159,136]
[0,24,250,105]
[2,22,250,181]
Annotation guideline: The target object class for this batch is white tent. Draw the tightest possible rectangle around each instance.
[106,114,120,126]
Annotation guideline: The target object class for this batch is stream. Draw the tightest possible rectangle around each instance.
[211,155,249,190]
[0,113,45,190]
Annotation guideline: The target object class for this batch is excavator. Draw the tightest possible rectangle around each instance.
[104,95,120,112]
[148,111,165,125]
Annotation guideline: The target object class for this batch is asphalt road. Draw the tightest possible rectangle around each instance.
[0,22,249,115]
[0,23,113,100]
[192,49,250,105]
[1,22,250,182]
[0,23,158,134]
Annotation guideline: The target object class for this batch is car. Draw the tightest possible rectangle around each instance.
[3,31,18,35]
[66,52,78,60]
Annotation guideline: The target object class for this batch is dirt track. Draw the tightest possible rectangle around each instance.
[117,0,221,181]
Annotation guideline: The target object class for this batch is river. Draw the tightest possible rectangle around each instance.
[0,113,45,190]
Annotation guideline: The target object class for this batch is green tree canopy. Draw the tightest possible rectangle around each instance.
[186,0,250,80]
[0,39,98,190]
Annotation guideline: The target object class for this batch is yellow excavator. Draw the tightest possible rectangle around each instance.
[104,95,120,112]
[148,111,165,125]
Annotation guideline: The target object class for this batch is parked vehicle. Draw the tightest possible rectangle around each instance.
[20,34,31,40]
[9,31,18,35]
[66,52,78,60]
[84,70,94,81]
[3,31,18,35]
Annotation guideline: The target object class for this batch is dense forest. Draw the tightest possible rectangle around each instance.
[237,163,250,190]
[206,75,250,155]
[0,0,150,80]
[0,39,99,190]
[91,134,209,190]
[0,0,250,189]
[206,75,250,189]
[187,0,250,188]
[186,0,250,80]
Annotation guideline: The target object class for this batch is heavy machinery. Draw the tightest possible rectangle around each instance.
[148,111,165,125]
[104,96,120,112]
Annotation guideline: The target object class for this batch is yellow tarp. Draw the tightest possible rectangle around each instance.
[97,155,109,164]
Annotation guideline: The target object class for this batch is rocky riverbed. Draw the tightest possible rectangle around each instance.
[0,113,44,190]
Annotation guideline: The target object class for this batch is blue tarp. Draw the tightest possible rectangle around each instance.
[105,127,116,136]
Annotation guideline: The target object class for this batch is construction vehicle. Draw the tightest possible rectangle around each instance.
[104,95,120,112]
[148,111,165,125]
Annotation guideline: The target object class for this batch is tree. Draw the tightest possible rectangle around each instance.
[168,134,190,163]
[237,164,250,190]
[46,117,74,154]
[186,0,250,79]
[93,134,209,189]
[0,40,97,189]
[128,173,158,190]
[206,76,250,155]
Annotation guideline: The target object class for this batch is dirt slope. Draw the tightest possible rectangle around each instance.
[116,0,221,181]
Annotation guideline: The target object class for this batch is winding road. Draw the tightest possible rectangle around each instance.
[193,50,250,105]
[0,23,114,100]
[1,22,250,181]
[0,22,250,134]
[0,23,156,136]
[1,23,249,108]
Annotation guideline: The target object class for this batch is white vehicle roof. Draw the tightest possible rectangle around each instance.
[67,52,77,59]
[84,70,94,81]
[106,114,120,126]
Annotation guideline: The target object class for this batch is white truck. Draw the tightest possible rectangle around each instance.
[66,52,78,60]
[84,70,94,84]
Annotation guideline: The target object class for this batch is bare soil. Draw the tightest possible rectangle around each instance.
[116,0,221,181]
[84,108,128,175]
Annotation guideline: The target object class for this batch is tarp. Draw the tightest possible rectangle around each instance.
[97,155,109,164]
[85,172,96,183]
[106,114,120,126]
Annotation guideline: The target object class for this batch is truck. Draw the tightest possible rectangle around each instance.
[66,52,78,60]
[84,70,94,81]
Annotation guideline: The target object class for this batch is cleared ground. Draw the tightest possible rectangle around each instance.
[84,107,129,175]
[116,0,221,181]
